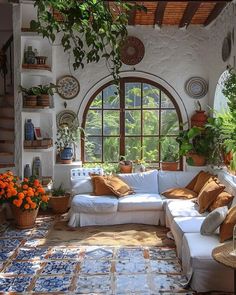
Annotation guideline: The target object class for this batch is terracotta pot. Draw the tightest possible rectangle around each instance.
[49,194,70,214]
[11,206,39,229]
[223,151,233,166]
[161,161,179,171]
[191,110,208,127]
[187,153,206,166]
[119,164,133,173]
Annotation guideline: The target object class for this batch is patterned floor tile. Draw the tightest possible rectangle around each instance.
[115,259,149,274]
[151,274,188,292]
[40,260,78,275]
[0,276,32,292]
[0,238,21,248]
[115,274,150,293]
[80,259,112,274]
[0,248,16,261]
[74,274,112,294]
[3,260,41,275]
[116,248,145,260]
[30,229,49,238]
[33,275,72,292]
[84,246,113,260]
[15,247,49,261]
[1,228,33,238]
[149,248,177,260]
[150,260,181,274]
[23,238,45,247]
[49,247,81,260]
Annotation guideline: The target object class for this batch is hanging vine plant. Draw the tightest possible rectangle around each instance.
[30,0,146,81]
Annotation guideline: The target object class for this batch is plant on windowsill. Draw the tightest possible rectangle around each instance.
[160,138,179,171]
[49,184,70,214]
[55,123,85,164]
[119,156,133,173]
[30,1,146,81]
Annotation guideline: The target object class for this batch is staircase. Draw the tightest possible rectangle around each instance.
[0,34,15,171]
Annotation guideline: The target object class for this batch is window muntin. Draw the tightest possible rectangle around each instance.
[83,78,181,166]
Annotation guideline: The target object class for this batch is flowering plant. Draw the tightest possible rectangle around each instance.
[0,171,49,211]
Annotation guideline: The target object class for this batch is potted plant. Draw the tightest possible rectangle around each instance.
[119,156,133,173]
[161,137,179,171]
[49,184,70,214]
[19,85,41,107]
[176,126,210,166]
[191,100,208,128]
[37,83,56,107]
[55,124,84,164]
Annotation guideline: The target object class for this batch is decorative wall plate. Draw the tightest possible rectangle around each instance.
[57,75,80,99]
[56,110,78,129]
[222,35,231,62]
[120,36,145,65]
[185,77,208,99]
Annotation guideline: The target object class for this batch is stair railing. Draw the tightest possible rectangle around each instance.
[0,34,13,95]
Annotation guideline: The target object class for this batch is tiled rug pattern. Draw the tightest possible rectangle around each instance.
[0,216,193,294]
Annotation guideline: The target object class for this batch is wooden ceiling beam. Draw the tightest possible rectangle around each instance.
[155,1,167,27]
[179,1,201,28]
[204,2,227,26]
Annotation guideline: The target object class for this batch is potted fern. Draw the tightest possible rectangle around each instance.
[49,184,70,214]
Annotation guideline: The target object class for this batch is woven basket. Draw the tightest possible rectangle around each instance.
[49,194,70,214]
[11,206,39,229]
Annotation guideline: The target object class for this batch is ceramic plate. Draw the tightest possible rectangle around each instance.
[121,36,145,65]
[185,77,208,99]
[56,110,78,129]
[57,75,80,99]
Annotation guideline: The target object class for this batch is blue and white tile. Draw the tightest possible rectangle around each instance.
[0,238,21,248]
[0,223,9,233]
[0,248,15,261]
[74,275,112,294]
[150,260,181,274]
[115,259,148,274]
[41,260,78,275]
[149,248,177,260]
[151,274,188,292]
[0,276,32,292]
[115,274,150,293]
[33,275,72,292]
[2,228,32,238]
[84,246,113,260]
[23,238,45,247]
[80,259,111,274]
[4,260,41,275]
[116,248,144,260]
[15,247,49,261]
[49,247,81,260]
[31,228,49,238]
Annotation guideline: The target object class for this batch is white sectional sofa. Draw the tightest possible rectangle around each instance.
[68,167,235,292]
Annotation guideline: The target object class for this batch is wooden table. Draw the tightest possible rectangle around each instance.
[212,242,236,294]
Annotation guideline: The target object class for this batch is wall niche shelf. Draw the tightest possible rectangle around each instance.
[22,64,51,71]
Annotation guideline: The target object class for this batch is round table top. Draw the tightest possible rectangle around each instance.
[212,242,236,269]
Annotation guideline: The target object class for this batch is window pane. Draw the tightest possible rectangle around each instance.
[103,137,119,162]
[90,93,102,108]
[85,137,102,162]
[125,83,141,109]
[143,84,160,108]
[161,110,179,135]
[143,110,159,135]
[103,110,120,135]
[103,85,120,109]
[161,92,174,108]
[85,110,102,135]
[125,137,141,160]
[143,137,159,162]
[161,137,179,162]
[125,110,141,135]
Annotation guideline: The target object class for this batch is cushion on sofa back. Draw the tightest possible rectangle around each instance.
[217,171,236,208]
[70,167,103,194]
[158,171,198,193]
[118,170,158,193]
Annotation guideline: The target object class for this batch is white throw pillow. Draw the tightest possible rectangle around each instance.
[71,178,93,194]
[200,206,228,236]
[118,170,158,193]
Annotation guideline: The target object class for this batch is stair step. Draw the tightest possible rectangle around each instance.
[0,129,14,140]
[0,117,14,128]
[0,127,14,132]
[0,152,14,156]
[0,152,14,164]
[0,142,14,153]
[0,107,14,117]
[0,163,15,168]
[0,95,14,107]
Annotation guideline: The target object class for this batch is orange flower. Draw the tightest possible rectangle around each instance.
[31,202,36,209]
[33,179,40,187]
[26,197,32,203]
[37,187,45,194]
[24,203,30,209]
[23,184,28,190]
[27,190,34,197]
[23,178,29,182]
[11,188,17,196]
[41,195,49,202]
[18,192,25,199]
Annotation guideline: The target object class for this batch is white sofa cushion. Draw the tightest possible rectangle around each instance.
[171,216,205,258]
[165,199,208,227]
[158,171,198,193]
[118,170,158,193]
[71,178,93,194]
[71,194,118,213]
[182,233,233,292]
[118,193,163,211]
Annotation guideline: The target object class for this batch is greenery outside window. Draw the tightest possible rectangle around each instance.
[82,78,182,168]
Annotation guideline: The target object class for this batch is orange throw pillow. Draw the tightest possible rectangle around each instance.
[162,187,197,199]
[185,171,203,191]
[197,178,225,213]
[192,171,214,193]
[220,206,236,242]
[90,175,114,196]
[209,191,234,212]
[104,175,133,197]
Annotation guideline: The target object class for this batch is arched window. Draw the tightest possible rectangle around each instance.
[214,70,229,113]
[82,77,182,167]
